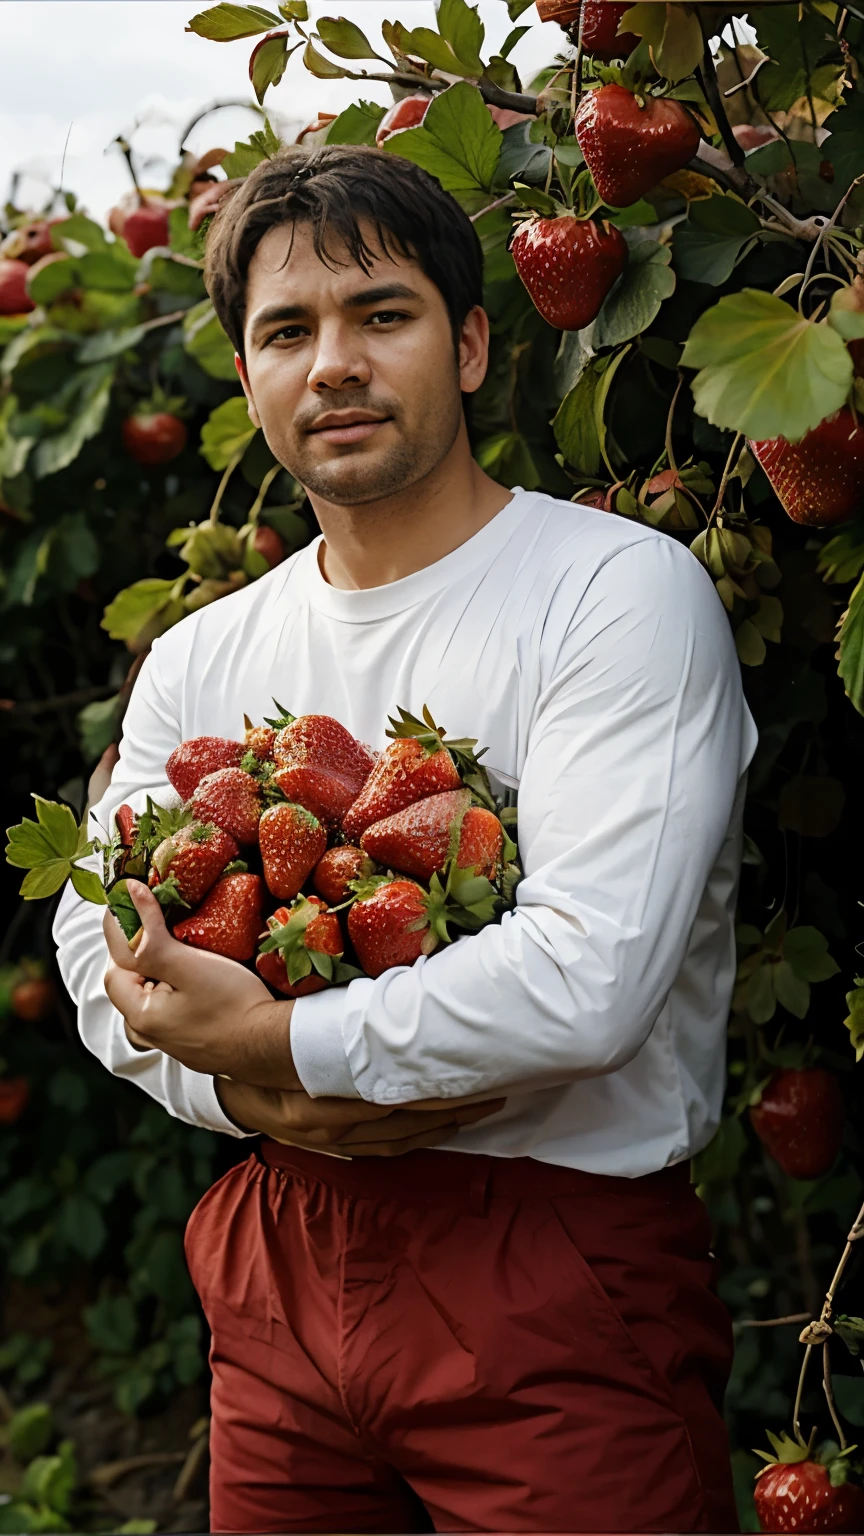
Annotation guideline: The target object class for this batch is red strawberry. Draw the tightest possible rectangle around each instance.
[172,873,264,960]
[274,714,374,786]
[749,1068,844,1181]
[256,896,346,997]
[754,1435,864,1533]
[512,215,627,331]
[579,3,640,59]
[347,879,433,979]
[122,202,170,259]
[122,412,188,466]
[259,802,327,900]
[192,767,262,844]
[574,83,702,208]
[0,1078,30,1125]
[313,845,376,906]
[166,736,244,801]
[243,716,276,761]
[148,820,238,906]
[11,979,56,1022]
[342,704,487,843]
[115,804,138,848]
[750,412,864,527]
[375,95,431,144]
[360,788,504,883]
[272,763,362,831]
[0,258,35,315]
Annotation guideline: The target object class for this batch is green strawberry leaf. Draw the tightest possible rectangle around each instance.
[151,876,190,912]
[221,119,281,177]
[837,572,864,716]
[185,3,280,41]
[325,100,386,146]
[774,961,810,1019]
[107,881,142,942]
[182,302,238,381]
[834,1314,864,1358]
[681,290,853,442]
[199,396,258,471]
[672,195,761,287]
[383,83,502,211]
[70,867,108,905]
[286,946,313,984]
[589,236,676,350]
[308,949,335,980]
[316,15,380,59]
[333,960,364,983]
[818,521,864,585]
[101,578,185,644]
[844,983,864,1064]
[783,927,840,983]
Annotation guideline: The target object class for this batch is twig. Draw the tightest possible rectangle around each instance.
[172,1427,210,1504]
[708,432,744,524]
[90,1452,186,1488]
[664,372,685,480]
[208,450,243,524]
[247,462,281,525]
[1,684,118,717]
[799,173,864,304]
[736,1312,813,1329]
[695,18,746,170]
[793,1342,814,1447]
[823,1338,847,1450]
[724,56,774,98]
[337,68,538,116]
[470,191,516,224]
[789,1199,864,1448]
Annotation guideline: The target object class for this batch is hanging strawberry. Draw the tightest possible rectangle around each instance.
[749,1068,844,1181]
[578,3,640,60]
[512,214,627,331]
[750,412,864,527]
[574,82,702,208]
[754,1432,864,1533]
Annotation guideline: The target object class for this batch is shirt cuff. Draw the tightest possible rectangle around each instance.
[290,989,363,1099]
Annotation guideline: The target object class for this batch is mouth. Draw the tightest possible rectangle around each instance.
[307,412,393,446]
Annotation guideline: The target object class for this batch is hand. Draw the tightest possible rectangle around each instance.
[103,880,302,1089]
[217,1078,507,1158]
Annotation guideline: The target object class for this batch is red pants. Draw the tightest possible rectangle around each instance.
[185,1143,739,1534]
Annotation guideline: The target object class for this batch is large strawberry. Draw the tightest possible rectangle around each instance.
[347,864,501,980]
[754,1432,864,1533]
[166,736,244,800]
[243,714,276,762]
[147,820,239,907]
[750,411,864,527]
[342,705,493,842]
[257,895,357,997]
[512,215,627,331]
[191,767,262,844]
[259,802,327,900]
[272,712,374,830]
[115,804,138,848]
[579,2,640,59]
[360,788,505,884]
[173,873,264,961]
[313,845,376,906]
[575,83,702,208]
[749,1068,844,1181]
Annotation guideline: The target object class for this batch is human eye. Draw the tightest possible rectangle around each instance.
[264,323,308,345]
[366,309,409,327]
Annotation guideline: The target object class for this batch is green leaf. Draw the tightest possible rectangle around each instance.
[837,572,864,715]
[589,237,675,349]
[783,926,840,983]
[844,986,864,1064]
[681,290,853,442]
[106,882,141,942]
[303,37,346,76]
[77,693,121,761]
[746,960,777,1024]
[84,1293,138,1355]
[70,867,108,905]
[186,2,280,40]
[52,213,109,253]
[384,82,501,209]
[819,521,864,585]
[27,257,79,306]
[623,2,703,81]
[829,286,864,343]
[672,195,761,287]
[7,1403,54,1462]
[101,578,181,643]
[221,119,281,177]
[20,1440,76,1517]
[735,619,766,667]
[316,15,379,58]
[77,325,148,362]
[183,300,237,379]
[436,0,485,74]
[57,1193,106,1259]
[774,960,810,1019]
[200,395,258,469]
[6,797,79,870]
[830,1375,864,1427]
[693,1115,747,1184]
[473,430,541,490]
[325,100,386,146]
[33,366,114,478]
[553,365,601,477]
[250,32,290,103]
[507,0,533,16]
[77,248,138,291]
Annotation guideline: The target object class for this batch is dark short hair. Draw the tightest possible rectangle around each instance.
[204,144,485,356]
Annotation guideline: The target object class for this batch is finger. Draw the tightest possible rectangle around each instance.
[328,1124,463,1157]
[104,961,146,1018]
[453,1098,506,1125]
[404,1090,512,1113]
[333,1109,467,1146]
[124,882,185,985]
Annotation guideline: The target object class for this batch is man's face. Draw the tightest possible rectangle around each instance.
[237,220,483,506]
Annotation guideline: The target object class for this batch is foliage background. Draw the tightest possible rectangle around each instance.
[2,1,864,1529]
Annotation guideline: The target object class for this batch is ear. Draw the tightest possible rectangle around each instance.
[235,352,262,428]
[458,306,490,396]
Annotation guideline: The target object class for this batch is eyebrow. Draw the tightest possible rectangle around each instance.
[249,283,423,341]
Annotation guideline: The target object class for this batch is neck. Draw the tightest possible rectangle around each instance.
[307,423,512,592]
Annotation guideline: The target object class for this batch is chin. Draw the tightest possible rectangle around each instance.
[297,446,429,505]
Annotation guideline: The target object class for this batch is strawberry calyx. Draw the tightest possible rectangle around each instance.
[753,1429,860,1484]
[386,703,498,813]
[259,896,360,986]
[149,873,191,912]
[221,858,249,877]
[263,698,296,729]
[415,857,503,953]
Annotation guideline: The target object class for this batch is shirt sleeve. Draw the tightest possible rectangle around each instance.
[289,536,756,1105]
[51,643,253,1139]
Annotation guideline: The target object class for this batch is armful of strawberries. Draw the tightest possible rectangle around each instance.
[103,879,504,1155]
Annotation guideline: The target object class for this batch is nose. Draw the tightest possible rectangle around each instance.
[307,320,372,394]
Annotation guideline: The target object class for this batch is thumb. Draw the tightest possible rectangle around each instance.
[124,880,184,983]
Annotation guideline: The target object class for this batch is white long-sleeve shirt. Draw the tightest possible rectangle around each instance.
[53,490,757,1176]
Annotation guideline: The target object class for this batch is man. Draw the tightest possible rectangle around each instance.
[54,145,755,1535]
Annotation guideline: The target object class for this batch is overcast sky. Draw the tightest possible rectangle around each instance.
[0,2,560,221]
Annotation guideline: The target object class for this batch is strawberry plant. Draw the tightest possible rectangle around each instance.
[2,2,864,1529]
